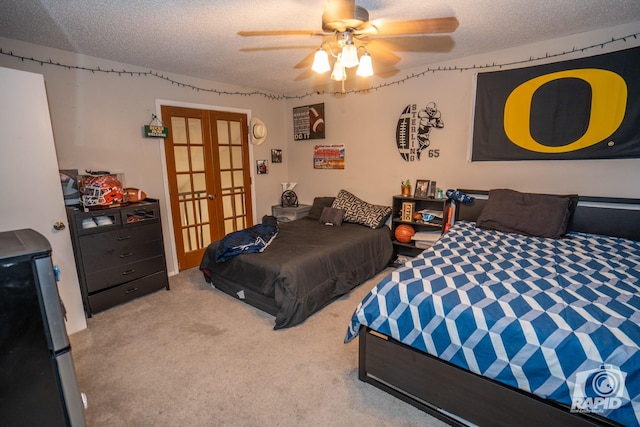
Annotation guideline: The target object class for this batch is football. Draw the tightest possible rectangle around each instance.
[122,187,147,203]
[309,107,325,133]
[396,104,413,161]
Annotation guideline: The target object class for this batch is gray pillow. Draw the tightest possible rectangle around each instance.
[476,189,576,238]
[307,197,335,220]
[319,207,345,226]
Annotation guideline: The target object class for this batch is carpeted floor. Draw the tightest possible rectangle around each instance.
[69,267,449,427]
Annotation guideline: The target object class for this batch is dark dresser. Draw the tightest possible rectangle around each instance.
[66,199,169,317]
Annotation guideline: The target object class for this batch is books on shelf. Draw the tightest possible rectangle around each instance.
[415,240,435,249]
[412,230,441,243]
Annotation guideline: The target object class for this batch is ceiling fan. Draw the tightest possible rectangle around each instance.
[237,0,459,90]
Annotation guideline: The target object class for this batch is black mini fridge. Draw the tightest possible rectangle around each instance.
[0,228,86,426]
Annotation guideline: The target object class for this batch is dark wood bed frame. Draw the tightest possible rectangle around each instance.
[358,189,640,427]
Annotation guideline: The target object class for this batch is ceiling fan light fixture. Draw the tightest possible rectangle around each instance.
[311,48,331,73]
[356,51,373,77]
[330,58,347,81]
[341,41,359,68]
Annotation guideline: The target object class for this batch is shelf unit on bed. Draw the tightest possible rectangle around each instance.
[391,195,449,264]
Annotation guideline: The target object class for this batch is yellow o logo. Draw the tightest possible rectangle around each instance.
[504,69,627,153]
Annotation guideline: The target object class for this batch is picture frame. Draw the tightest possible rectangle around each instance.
[271,149,282,163]
[427,180,438,198]
[59,169,80,205]
[256,160,268,175]
[414,179,430,198]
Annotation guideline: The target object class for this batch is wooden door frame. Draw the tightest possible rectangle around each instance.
[155,99,256,276]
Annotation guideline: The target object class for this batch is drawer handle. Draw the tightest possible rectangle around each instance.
[120,252,133,258]
[117,235,131,241]
[121,269,136,275]
[125,287,139,294]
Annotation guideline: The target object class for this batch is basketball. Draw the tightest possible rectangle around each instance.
[395,224,415,243]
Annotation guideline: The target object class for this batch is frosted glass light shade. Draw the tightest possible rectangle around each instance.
[330,60,346,81]
[341,42,359,68]
[356,52,373,77]
[311,49,331,73]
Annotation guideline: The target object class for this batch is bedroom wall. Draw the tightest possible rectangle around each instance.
[1,20,639,280]
[0,37,290,276]
[283,21,640,207]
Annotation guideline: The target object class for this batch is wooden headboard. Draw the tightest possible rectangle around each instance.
[454,189,640,241]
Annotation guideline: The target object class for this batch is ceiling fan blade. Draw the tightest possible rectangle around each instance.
[294,68,316,82]
[372,17,459,36]
[324,0,356,18]
[237,30,329,37]
[375,65,401,79]
[370,36,455,54]
[293,50,318,69]
[360,41,402,66]
[239,45,318,53]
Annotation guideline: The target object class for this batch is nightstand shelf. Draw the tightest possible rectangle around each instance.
[391,195,450,264]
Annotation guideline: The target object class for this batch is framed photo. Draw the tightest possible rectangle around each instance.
[414,180,430,198]
[271,149,282,163]
[427,180,438,198]
[256,160,268,175]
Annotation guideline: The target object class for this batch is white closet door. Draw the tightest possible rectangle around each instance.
[0,66,86,334]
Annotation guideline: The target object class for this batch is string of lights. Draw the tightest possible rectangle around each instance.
[1,32,637,100]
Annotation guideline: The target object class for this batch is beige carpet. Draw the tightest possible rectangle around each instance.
[70,267,449,427]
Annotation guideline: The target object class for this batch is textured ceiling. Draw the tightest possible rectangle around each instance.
[1,0,639,96]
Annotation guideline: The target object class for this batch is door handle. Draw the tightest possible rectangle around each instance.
[208,194,216,200]
[53,221,66,231]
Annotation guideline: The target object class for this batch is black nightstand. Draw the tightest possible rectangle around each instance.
[390,195,450,264]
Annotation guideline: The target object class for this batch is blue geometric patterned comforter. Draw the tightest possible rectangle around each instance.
[345,221,640,426]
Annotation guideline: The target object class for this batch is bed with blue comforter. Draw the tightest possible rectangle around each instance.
[346,190,640,427]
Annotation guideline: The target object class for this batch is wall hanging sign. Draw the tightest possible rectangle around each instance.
[143,114,169,138]
[314,144,344,169]
[395,103,444,161]
[293,103,325,141]
[471,46,640,161]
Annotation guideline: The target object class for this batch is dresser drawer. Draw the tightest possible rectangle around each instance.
[88,270,169,313]
[85,255,166,293]
[71,208,122,235]
[78,223,163,270]
[121,203,160,226]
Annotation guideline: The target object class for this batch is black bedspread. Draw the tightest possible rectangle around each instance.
[200,217,392,329]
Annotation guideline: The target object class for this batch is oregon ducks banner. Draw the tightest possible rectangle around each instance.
[471,46,640,161]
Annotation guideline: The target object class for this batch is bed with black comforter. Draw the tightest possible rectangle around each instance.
[200,190,393,329]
